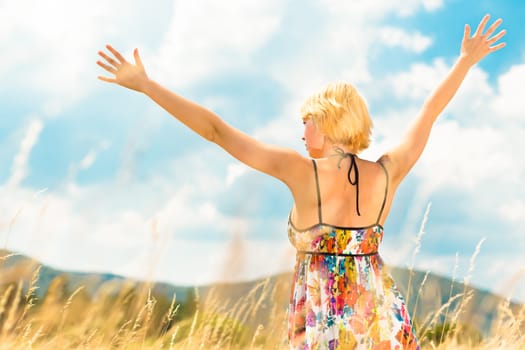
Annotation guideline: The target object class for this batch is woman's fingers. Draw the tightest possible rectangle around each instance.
[483,18,503,38]
[106,44,126,64]
[488,29,507,45]
[463,24,471,41]
[474,14,490,37]
[97,51,120,70]
[490,41,506,52]
[133,48,144,69]
[97,75,117,83]
[96,60,117,74]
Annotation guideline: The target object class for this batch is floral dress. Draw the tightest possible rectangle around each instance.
[287,158,419,350]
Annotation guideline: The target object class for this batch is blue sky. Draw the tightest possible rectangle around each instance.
[1,0,524,303]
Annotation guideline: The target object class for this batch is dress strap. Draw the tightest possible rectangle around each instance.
[376,161,389,225]
[311,159,323,223]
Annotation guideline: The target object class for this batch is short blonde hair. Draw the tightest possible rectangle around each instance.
[301,82,372,153]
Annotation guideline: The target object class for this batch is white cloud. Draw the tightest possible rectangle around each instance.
[254,109,305,149]
[0,0,172,116]
[386,58,450,100]
[82,142,110,169]
[414,121,516,194]
[1,0,100,113]
[267,10,375,95]
[422,0,444,12]
[0,171,294,287]
[492,64,525,121]
[113,237,294,286]
[6,119,43,188]
[414,62,525,227]
[378,27,433,53]
[150,0,283,87]
[319,0,440,18]
[499,200,525,223]
[226,163,251,187]
[67,140,110,183]
[375,58,523,195]
[448,68,496,124]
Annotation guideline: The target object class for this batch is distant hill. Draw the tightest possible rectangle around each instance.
[0,249,522,337]
[0,249,193,300]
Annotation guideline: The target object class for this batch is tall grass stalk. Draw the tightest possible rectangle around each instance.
[440,252,459,344]
[0,212,523,349]
[406,202,431,307]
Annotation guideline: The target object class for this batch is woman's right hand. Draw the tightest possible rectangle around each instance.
[460,14,506,67]
[97,45,150,93]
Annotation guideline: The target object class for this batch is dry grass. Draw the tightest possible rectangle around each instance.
[0,203,523,349]
[0,258,522,350]
[0,267,290,350]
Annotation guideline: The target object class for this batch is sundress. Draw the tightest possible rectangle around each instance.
[287,157,420,350]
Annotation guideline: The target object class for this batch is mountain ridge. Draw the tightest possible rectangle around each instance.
[1,249,522,336]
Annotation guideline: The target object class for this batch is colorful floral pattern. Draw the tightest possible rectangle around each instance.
[288,222,420,350]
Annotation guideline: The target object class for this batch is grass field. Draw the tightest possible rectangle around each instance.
[1,205,523,349]
[0,252,523,350]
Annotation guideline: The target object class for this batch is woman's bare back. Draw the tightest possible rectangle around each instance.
[290,155,391,230]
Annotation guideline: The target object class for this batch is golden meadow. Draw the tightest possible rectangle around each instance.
[0,208,524,349]
[0,253,523,349]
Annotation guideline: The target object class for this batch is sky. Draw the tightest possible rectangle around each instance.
[1,0,524,303]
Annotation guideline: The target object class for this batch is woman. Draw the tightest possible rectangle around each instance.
[97,14,505,350]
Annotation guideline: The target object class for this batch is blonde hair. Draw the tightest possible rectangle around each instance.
[301,82,372,153]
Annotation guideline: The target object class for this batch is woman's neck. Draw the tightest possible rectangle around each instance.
[321,144,357,158]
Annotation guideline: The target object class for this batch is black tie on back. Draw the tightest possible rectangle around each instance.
[334,148,361,216]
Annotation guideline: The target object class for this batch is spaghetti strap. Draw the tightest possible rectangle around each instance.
[311,159,323,223]
[376,161,389,225]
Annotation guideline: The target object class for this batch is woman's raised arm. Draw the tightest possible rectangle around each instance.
[97,45,308,187]
[380,14,506,186]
